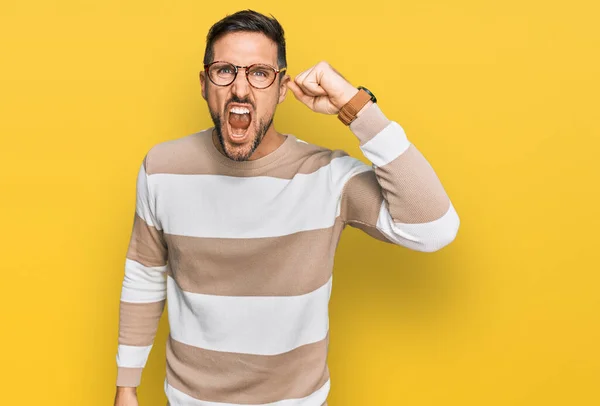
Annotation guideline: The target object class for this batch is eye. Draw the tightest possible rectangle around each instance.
[218,67,234,74]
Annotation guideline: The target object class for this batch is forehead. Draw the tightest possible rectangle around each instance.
[212,32,278,66]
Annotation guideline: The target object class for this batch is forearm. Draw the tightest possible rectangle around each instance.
[349,103,459,251]
[116,259,167,387]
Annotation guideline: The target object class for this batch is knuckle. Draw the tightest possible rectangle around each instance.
[318,61,330,70]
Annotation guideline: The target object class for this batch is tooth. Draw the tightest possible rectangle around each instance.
[230,107,250,114]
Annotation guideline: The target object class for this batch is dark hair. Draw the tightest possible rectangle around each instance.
[203,9,287,69]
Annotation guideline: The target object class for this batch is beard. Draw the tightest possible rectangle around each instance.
[209,96,274,162]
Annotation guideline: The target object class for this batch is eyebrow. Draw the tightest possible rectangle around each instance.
[212,60,278,67]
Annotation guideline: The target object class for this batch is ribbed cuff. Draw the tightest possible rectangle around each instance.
[116,367,143,387]
[349,103,392,145]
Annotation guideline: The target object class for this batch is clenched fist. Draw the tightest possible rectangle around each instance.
[286,61,360,115]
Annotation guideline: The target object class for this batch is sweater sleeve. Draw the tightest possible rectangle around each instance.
[115,154,168,387]
[339,103,460,252]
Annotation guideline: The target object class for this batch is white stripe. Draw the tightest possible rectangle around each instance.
[167,275,332,355]
[151,156,370,239]
[359,121,411,168]
[376,200,460,252]
[121,259,167,303]
[135,161,158,228]
[116,344,153,368]
[164,378,330,406]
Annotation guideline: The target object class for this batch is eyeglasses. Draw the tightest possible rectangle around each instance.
[204,61,286,89]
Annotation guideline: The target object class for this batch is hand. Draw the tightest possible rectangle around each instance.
[287,61,359,115]
[114,387,139,406]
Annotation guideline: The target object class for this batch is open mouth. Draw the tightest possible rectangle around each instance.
[226,104,253,142]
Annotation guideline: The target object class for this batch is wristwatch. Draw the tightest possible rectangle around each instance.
[337,86,377,125]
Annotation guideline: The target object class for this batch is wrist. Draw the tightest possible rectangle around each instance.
[337,85,359,110]
[337,86,376,126]
[116,386,137,394]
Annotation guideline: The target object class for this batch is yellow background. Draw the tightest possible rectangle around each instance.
[1,0,599,404]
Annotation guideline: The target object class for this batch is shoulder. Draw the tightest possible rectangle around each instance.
[143,129,211,175]
[286,134,371,180]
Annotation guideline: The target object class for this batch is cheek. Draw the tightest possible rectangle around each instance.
[207,88,228,113]
[255,93,279,120]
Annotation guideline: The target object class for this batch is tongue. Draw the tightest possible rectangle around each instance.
[229,113,251,130]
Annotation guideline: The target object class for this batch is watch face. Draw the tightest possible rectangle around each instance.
[358,86,377,103]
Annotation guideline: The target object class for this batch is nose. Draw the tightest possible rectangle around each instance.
[230,68,251,99]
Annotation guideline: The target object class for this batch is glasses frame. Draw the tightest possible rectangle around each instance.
[204,61,287,89]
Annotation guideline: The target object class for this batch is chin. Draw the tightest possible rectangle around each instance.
[219,122,261,161]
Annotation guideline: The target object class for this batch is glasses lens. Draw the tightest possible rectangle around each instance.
[209,62,236,85]
[247,64,276,88]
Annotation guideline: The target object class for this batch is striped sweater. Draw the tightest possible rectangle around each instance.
[115,103,460,405]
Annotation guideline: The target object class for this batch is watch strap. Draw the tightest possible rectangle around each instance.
[337,88,373,126]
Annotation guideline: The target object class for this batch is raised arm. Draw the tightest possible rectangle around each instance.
[339,103,460,252]
[287,61,460,252]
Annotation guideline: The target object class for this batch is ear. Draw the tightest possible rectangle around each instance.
[277,74,290,104]
[199,70,207,100]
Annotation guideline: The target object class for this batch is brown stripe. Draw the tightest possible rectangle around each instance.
[145,128,346,179]
[349,103,392,145]
[166,334,330,404]
[164,219,344,296]
[116,367,143,387]
[374,144,450,223]
[126,213,167,267]
[340,170,394,243]
[118,300,165,346]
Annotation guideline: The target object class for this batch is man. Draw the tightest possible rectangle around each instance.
[114,9,459,406]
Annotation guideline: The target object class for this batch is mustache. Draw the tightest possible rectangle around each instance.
[225,95,255,111]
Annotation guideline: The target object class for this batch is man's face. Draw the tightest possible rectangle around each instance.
[200,32,289,161]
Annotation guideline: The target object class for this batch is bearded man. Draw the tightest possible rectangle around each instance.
[114,9,460,406]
